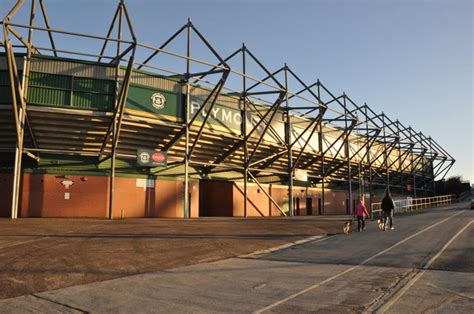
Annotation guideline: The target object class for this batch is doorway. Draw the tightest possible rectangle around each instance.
[294,197,300,216]
[188,192,192,217]
[306,198,312,215]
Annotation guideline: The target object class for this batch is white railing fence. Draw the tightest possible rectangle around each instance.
[371,194,456,219]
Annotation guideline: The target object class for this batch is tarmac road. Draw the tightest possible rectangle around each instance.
[0,203,472,313]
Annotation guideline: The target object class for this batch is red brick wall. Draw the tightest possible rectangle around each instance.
[7,172,373,218]
[112,178,199,218]
[19,174,108,218]
[13,174,198,218]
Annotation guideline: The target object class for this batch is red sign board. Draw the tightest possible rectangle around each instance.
[152,152,166,163]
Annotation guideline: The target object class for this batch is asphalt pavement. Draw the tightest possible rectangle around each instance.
[0,203,472,313]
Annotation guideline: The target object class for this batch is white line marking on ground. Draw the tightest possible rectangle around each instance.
[240,235,328,258]
[378,219,473,313]
[254,210,465,313]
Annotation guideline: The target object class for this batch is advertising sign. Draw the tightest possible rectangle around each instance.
[294,169,308,182]
[137,149,167,167]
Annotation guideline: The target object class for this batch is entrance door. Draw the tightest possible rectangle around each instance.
[318,198,322,215]
[294,197,300,216]
[306,198,312,215]
[188,193,192,217]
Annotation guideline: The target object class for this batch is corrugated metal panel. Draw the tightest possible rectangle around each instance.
[73,91,114,110]
[30,58,115,80]
[29,71,71,89]
[74,77,114,94]
[0,56,25,71]
[0,71,13,105]
[28,72,71,106]
[72,77,115,111]
[119,68,180,93]
[0,70,26,105]
[0,70,10,85]
[0,86,13,104]
[28,86,71,106]
[27,72,114,111]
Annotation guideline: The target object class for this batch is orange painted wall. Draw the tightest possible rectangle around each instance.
[269,186,287,216]
[112,178,199,218]
[0,173,13,217]
[233,184,272,217]
[19,174,108,218]
[9,172,385,218]
[273,187,324,216]
[14,174,198,218]
[323,190,349,215]
[222,183,329,217]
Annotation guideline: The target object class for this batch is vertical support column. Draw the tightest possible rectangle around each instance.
[109,133,116,219]
[108,4,123,219]
[343,94,353,214]
[429,136,435,196]
[319,121,325,215]
[11,112,24,220]
[419,133,425,193]
[11,101,24,220]
[183,19,192,218]
[410,128,417,198]
[364,105,373,214]
[413,176,417,197]
[4,25,24,219]
[11,0,37,219]
[396,120,402,194]
[317,81,325,214]
[284,64,293,216]
[109,124,117,219]
[242,44,248,217]
[382,114,390,193]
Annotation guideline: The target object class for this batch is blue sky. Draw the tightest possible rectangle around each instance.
[2,0,473,182]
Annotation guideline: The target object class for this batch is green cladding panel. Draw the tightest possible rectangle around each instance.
[125,82,184,122]
[0,71,14,104]
[27,72,114,111]
[73,77,115,94]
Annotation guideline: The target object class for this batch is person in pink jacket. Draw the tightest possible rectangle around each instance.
[354,196,370,232]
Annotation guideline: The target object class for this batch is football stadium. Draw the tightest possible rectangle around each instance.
[0,0,455,219]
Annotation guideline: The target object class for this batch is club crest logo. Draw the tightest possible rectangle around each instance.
[139,151,150,164]
[151,93,166,110]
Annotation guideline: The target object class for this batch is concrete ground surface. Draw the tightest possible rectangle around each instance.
[1,203,473,313]
[0,215,343,300]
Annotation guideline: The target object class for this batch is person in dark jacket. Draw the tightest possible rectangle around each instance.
[381,191,395,230]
